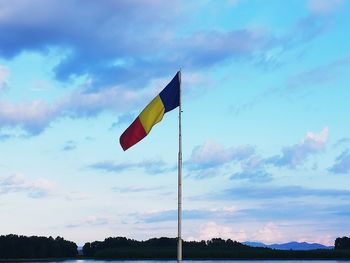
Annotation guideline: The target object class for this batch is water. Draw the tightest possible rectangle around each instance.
[25,260,350,263]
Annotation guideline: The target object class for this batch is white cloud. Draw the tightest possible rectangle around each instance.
[196,222,247,242]
[65,191,91,201]
[253,222,283,244]
[0,84,152,135]
[268,127,329,168]
[28,178,54,198]
[0,173,54,198]
[298,234,334,246]
[329,150,350,174]
[188,140,255,169]
[308,0,344,15]
[66,215,113,228]
[0,65,10,90]
[303,127,329,151]
[0,99,56,134]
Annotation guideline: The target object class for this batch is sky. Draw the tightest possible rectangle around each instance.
[0,0,350,246]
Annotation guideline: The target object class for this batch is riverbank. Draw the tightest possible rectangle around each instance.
[2,249,350,261]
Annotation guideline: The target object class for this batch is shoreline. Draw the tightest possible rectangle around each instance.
[2,257,350,261]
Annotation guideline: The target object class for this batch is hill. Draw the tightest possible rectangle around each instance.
[244,241,333,250]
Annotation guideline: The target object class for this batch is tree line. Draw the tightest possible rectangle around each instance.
[0,234,77,258]
[83,236,350,259]
[335,236,350,249]
[0,234,350,259]
[82,237,250,257]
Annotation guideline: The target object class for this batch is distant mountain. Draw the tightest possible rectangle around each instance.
[244,241,333,250]
[244,241,268,248]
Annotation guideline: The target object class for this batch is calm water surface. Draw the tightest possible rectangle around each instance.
[28,260,350,263]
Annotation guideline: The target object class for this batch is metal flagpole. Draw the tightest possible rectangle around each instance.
[177,70,182,263]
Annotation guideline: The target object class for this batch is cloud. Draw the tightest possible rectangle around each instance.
[0,84,150,135]
[211,185,350,200]
[65,191,91,201]
[253,222,283,243]
[177,29,274,69]
[0,99,57,135]
[0,0,274,88]
[308,0,344,15]
[231,155,273,183]
[231,170,273,183]
[333,137,350,148]
[329,150,350,174]
[110,113,135,130]
[0,1,345,136]
[0,0,184,83]
[89,159,174,175]
[27,178,54,198]
[0,173,54,198]
[0,70,213,136]
[267,127,329,168]
[284,15,331,48]
[61,140,77,151]
[0,65,9,90]
[112,186,163,193]
[0,0,314,90]
[187,141,255,170]
[231,86,280,116]
[66,216,111,228]
[287,56,350,90]
[232,55,350,116]
[0,133,13,141]
[137,207,237,223]
[196,222,247,242]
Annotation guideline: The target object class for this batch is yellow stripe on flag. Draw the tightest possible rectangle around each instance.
[139,95,165,134]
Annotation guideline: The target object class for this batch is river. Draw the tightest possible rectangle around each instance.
[26,260,350,263]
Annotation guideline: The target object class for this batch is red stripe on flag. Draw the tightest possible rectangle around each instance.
[119,117,147,151]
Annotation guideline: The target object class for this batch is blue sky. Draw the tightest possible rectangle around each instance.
[0,0,349,246]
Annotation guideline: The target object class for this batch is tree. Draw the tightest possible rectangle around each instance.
[335,236,350,249]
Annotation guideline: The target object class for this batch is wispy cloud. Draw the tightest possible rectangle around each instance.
[66,216,112,228]
[194,221,247,242]
[0,0,273,88]
[186,128,330,179]
[110,113,135,130]
[112,186,163,193]
[208,185,350,201]
[286,56,350,90]
[307,0,345,15]
[0,173,54,198]
[89,159,175,175]
[0,99,57,135]
[0,133,13,141]
[61,140,77,151]
[329,149,350,174]
[267,127,329,168]
[232,54,350,116]
[65,191,91,201]
[0,84,151,135]
[333,138,350,148]
[231,170,273,183]
[0,65,9,91]
[0,0,344,136]
[187,141,255,171]
[231,155,273,183]
[137,207,237,223]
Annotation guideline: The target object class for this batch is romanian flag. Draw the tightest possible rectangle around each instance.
[120,71,180,151]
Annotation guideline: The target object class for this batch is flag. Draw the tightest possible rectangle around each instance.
[119,71,180,151]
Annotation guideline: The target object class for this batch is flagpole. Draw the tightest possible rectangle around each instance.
[177,70,182,263]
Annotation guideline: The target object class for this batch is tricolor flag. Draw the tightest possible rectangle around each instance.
[119,71,180,151]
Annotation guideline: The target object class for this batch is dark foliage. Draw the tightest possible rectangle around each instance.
[0,234,77,258]
[83,236,350,259]
[335,236,350,249]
